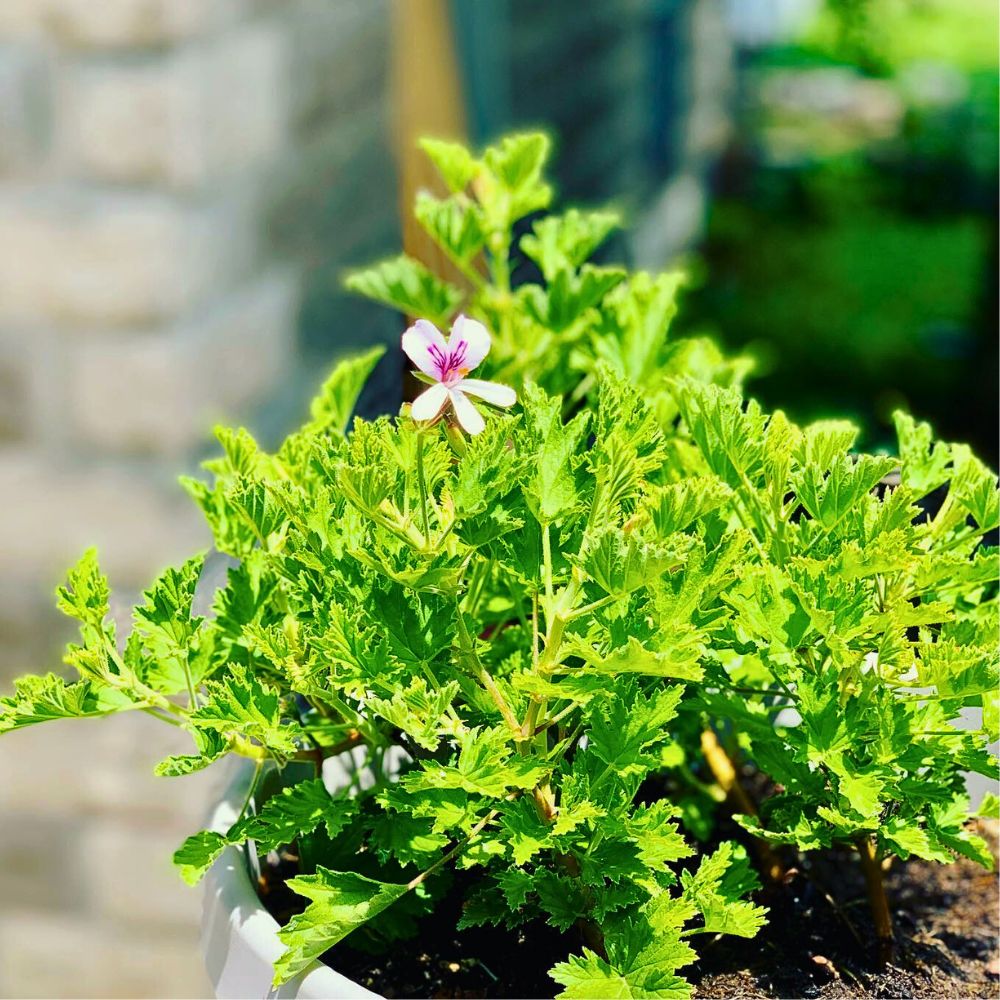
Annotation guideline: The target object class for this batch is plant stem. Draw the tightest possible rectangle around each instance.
[700,728,785,882]
[415,430,431,545]
[236,759,265,825]
[856,834,894,965]
[454,600,521,734]
[408,808,499,890]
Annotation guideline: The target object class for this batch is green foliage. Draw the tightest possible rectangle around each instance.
[671,381,999,868]
[347,132,749,402]
[3,130,996,997]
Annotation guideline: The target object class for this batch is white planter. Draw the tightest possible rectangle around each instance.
[200,760,382,1000]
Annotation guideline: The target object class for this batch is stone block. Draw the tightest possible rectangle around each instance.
[81,819,209,931]
[0,449,208,593]
[45,0,248,50]
[285,0,388,134]
[0,911,209,998]
[62,20,289,187]
[65,267,298,456]
[0,43,52,174]
[0,812,89,913]
[0,186,258,327]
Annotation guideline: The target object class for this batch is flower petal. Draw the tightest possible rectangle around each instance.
[402,320,449,379]
[449,389,486,435]
[410,382,449,423]
[447,315,491,373]
[453,378,516,408]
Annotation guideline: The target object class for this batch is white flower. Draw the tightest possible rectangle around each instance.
[401,315,516,435]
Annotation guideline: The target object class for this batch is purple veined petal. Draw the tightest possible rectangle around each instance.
[449,388,486,435]
[453,378,516,408]
[447,315,491,373]
[402,319,449,380]
[410,382,450,423]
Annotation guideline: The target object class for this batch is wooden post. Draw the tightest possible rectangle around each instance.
[389,0,467,277]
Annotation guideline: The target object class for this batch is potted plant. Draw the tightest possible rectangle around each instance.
[2,133,996,999]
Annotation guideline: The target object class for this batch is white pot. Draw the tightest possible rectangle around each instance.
[200,759,382,1000]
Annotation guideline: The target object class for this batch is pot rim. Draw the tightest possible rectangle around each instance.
[200,763,382,999]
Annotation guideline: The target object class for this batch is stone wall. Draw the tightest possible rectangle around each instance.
[0,2,392,996]
[0,3,733,996]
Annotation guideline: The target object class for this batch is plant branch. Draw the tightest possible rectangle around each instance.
[700,728,785,882]
[856,834,894,965]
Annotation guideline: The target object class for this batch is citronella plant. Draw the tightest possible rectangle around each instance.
[0,341,766,995]
[345,131,750,411]
[668,379,999,961]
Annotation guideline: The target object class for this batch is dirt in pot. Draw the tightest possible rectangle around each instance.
[258,821,999,999]
[690,820,1000,1000]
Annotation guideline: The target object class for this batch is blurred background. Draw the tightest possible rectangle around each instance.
[0,1,995,996]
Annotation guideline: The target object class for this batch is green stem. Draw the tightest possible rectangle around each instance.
[236,759,265,825]
[182,655,200,711]
[415,431,431,545]
[408,808,499,890]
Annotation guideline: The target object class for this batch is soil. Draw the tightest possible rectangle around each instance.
[259,822,1000,999]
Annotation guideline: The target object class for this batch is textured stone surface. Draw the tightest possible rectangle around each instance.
[0,911,211,998]
[0,187,259,327]
[66,268,298,455]
[63,21,289,187]
[0,43,51,175]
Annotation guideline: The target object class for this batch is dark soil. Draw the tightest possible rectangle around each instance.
[690,821,1000,1000]
[259,822,1000,999]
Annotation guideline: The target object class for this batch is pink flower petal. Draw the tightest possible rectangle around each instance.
[402,320,449,380]
[449,388,486,435]
[453,378,516,408]
[410,382,449,423]
[447,315,491,373]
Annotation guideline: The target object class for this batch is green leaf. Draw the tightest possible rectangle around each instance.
[55,548,110,634]
[644,477,732,535]
[481,132,553,222]
[173,830,229,886]
[669,379,767,490]
[132,553,205,693]
[274,869,408,984]
[680,842,767,938]
[405,727,548,798]
[501,796,552,865]
[521,208,621,281]
[191,664,301,758]
[237,779,357,852]
[895,410,951,497]
[588,684,684,779]
[367,678,460,751]
[345,255,462,328]
[415,192,486,264]
[521,382,589,524]
[0,674,134,733]
[578,528,676,598]
[307,346,385,437]
[420,137,480,192]
[551,948,691,1000]
[524,265,626,332]
[793,454,898,533]
[580,634,704,682]
[979,793,1000,819]
[154,728,227,777]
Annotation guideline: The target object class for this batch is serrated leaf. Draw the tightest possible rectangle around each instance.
[173,830,229,886]
[521,208,621,281]
[405,727,548,798]
[420,137,480,192]
[191,663,301,758]
[0,674,134,733]
[521,382,589,524]
[345,255,462,328]
[307,346,385,437]
[415,192,486,264]
[274,869,408,983]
